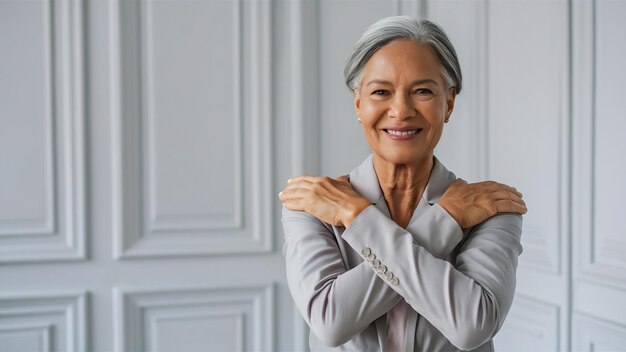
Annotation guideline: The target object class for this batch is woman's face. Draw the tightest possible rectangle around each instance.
[354,39,456,166]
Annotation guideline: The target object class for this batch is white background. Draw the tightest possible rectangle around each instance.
[1,0,625,351]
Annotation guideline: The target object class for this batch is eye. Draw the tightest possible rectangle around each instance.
[414,88,433,95]
[371,89,390,96]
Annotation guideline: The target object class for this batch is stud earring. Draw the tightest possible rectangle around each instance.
[357,117,362,123]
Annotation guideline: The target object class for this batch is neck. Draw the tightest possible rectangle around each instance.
[372,153,435,216]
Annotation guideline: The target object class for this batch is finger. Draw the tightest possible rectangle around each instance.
[279,188,310,211]
[480,181,523,199]
[286,176,298,184]
[494,199,528,215]
[487,181,523,198]
[281,198,306,212]
[279,188,311,201]
[500,184,522,198]
[287,175,317,184]
[283,178,316,191]
[334,175,349,183]
[283,180,325,196]
[492,189,526,206]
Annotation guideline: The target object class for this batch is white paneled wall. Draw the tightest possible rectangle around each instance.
[110,0,273,258]
[572,2,626,352]
[0,0,86,263]
[0,292,87,351]
[114,284,273,351]
[1,0,625,351]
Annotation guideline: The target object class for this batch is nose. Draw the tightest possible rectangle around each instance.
[388,92,416,120]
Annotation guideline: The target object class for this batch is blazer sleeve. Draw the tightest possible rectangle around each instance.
[281,204,464,347]
[342,204,524,351]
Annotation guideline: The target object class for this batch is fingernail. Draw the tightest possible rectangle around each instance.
[278,191,283,197]
[287,178,292,183]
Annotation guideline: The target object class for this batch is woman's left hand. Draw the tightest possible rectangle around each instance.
[279,175,372,227]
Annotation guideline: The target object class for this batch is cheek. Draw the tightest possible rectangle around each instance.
[422,100,447,124]
[360,102,381,121]
[360,95,387,114]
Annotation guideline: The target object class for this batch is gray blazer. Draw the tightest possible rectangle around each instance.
[282,155,523,351]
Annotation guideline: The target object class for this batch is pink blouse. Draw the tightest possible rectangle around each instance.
[386,299,410,351]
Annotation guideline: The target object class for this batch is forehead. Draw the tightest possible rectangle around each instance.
[362,39,441,80]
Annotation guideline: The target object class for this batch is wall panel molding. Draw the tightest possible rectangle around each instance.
[0,322,51,352]
[142,0,244,233]
[114,284,273,352]
[573,314,626,352]
[110,0,273,258]
[494,294,560,352]
[0,0,86,263]
[0,291,87,352]
[572,0,626,288]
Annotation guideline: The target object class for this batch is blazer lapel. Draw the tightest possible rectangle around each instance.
[348,154,382,204]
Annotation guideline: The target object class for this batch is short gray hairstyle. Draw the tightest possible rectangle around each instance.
[344,16,462,94]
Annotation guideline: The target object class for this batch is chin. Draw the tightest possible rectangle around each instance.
[377,148,428,166]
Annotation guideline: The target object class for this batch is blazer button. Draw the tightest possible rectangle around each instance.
[384,271,393,280]
[390,276,399,285]
[372,259,381,268]
[362,247,372,256]
[376,265,387,274]
[365,253,376,262]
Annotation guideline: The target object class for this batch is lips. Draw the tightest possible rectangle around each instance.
[382,128,423,140]
[385,129,420,136]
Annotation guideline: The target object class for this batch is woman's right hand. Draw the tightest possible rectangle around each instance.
[437,179,527,229]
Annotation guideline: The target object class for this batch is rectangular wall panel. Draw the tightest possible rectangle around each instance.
[0,0,86,262]
[144,0,242,232]
[573,0,626,286]
[114,284,273,352]
[573,314,626,352]
[572,0,626,336]
[111,0,272,258]
[589,0,626,274]
[494,295,560,352]
[0,0,53,235]
[0,323,50,352]
[154,313,243,352]
[0,292,86,352]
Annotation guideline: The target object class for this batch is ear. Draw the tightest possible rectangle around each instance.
[445,88,456,122]
[353,90,361,116]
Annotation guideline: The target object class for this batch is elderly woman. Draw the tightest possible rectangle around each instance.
[279,16,526,352]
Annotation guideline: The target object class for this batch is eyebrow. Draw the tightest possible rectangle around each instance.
[365,79,439,87]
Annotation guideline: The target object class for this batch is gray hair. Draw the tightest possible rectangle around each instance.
[344,16,462,94]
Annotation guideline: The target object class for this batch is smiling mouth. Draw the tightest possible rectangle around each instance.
[383,129,422,136]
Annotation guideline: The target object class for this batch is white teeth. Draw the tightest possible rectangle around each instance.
[387,129,418,136]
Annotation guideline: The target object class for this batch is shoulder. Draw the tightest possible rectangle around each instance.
[474,212,523,237]
[424,156,459,203]
[281,206,334,233]
[461,212,524,256]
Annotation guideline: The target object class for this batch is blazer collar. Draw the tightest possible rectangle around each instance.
[348,154,457,207]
